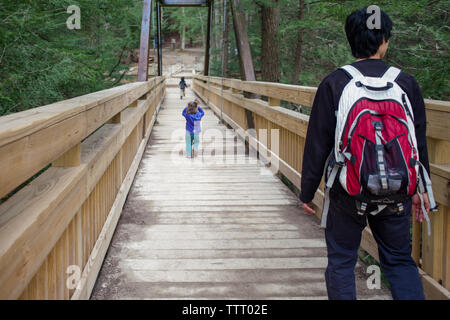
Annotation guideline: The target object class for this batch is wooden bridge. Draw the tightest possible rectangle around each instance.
[1,73,449,300]
[0,0,449,301]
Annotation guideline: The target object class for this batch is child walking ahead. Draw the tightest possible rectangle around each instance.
[182,99,204,158]
[179,77,187,99]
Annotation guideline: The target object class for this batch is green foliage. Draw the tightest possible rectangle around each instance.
[209,0,449,100]
[1,0,448,117]
[0,0,143,116]
[163,6,208,47]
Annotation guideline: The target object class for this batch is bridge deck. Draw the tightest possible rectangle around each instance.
[91,86,391,299]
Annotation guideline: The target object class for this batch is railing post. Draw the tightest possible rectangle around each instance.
[268,97,281,107]
[53,143,81,167]
[107,112,122,124]
[422,137,450,287]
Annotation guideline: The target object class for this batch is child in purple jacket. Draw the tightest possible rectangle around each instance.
[182,99,204,158]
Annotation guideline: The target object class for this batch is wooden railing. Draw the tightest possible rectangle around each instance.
[0,77,166,299]
[192,74,450,300]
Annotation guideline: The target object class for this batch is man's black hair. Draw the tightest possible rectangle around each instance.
[345,7,393,59]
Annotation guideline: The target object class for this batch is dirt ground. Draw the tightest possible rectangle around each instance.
[127,47,205,79]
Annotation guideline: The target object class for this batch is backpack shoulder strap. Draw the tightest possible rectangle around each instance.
[340,65,364,81]
[382,66,401,83]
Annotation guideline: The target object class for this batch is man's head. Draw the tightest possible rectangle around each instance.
[345,7,393,59]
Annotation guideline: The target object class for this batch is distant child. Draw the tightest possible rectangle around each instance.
[179,77,187,99]
[182,99,204,158]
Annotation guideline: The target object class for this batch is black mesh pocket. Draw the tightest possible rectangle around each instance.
[360,137,408,196]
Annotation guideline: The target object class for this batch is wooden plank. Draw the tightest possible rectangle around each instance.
[444,207,450,290]
[36,258,48,300]
[425,99,450,112]
[419,268,450,300]
[431,171,450,207]
[47,246,57,299]
[426,109,450,141]
[427,138,450,164]
[242,81,316,106]
[412,217,421,265]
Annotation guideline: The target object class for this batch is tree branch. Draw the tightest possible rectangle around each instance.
[109,45,127,77]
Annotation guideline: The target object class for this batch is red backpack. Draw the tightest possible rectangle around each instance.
[321,65,436,235]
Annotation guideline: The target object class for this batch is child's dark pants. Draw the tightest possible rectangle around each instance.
[324,195,425,300]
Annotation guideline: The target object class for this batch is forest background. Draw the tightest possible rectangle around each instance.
[0,0,448,116]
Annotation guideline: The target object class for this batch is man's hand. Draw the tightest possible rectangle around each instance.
[412,192,430,223]
[302,202,316,215]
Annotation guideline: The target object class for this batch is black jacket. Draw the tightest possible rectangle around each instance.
[299,59,430,204]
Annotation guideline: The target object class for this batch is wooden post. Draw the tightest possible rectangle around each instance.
[156,1,163,76]
[230,0,256,130]
[107,112,122,124]
[137,0,153,82]
[204,1,213,76]
[53,143,81,167]
[268,97,281,107]
[421,137,450,285]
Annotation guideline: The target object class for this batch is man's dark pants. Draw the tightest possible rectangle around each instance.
[324,195,425,300]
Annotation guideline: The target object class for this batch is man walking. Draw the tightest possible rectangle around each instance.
[300,7,432,300]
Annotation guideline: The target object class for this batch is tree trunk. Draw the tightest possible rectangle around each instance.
[214,4,221,50]
[261,0,280,83]
[222,0,230,78]
[290,0,305,85]
[181,8,186,50]
[199,11,205,49]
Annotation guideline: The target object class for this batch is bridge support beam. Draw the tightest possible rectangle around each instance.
[156,2,163,76]
[203,1,213,76]
[138,0,154,81]
[230,0,256,130]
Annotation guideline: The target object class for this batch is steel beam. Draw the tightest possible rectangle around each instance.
[138,0,153,81]
[156,1,163,76]
[203,1,213,76]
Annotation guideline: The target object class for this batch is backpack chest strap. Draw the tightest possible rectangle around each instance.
[340,65,401,87]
